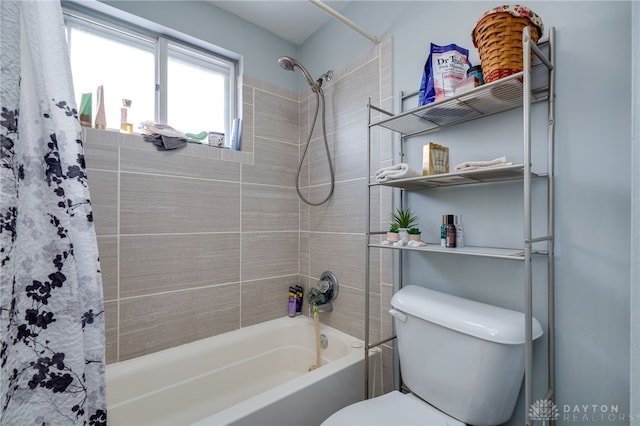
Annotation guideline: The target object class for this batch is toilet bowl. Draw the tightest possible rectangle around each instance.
[321,390,465,426]
[321,285,543,426]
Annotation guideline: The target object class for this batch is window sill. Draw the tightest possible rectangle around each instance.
[81,127,253,165]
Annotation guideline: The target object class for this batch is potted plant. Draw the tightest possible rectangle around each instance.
[386,224,400,242]
[391,207,419,244]
[408,227,422,241]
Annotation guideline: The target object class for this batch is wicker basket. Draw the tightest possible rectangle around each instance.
[472,6,543,83]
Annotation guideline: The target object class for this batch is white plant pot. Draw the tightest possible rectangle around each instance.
[398,228,410,244]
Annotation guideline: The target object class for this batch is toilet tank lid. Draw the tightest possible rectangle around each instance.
[391,285,543,345]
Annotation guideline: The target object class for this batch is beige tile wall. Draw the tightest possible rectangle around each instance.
[299,39,395,394]
[87,40,394,376]
[85,80,299,361]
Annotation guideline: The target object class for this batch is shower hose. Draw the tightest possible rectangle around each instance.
[296,86,335,206]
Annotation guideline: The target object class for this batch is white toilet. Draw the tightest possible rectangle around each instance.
[322,285,543,426]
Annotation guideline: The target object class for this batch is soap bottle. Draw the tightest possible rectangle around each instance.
[288,287,297,317]
[120,99,133,134]
[445,214,456,248]
[94,85,107,130]
[455,215,464,248]
[440,215,447,247]
[79,92,92,127]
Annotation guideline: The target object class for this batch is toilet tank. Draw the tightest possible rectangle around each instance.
[390,285,543,426]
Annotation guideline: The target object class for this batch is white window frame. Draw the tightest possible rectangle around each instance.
[62,2,240,139]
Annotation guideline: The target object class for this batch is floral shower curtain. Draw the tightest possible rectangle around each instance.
[0,0,107,424]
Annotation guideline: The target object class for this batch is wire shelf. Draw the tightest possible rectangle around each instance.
[371,70,549,137]
[368,242,526,260]
[371,164,545,190]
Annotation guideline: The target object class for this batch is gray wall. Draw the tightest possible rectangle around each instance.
[302,1,632,425]
[630,2,639,423]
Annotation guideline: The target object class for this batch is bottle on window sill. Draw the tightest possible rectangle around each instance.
[120,99,133,134]
[94,85,107,130]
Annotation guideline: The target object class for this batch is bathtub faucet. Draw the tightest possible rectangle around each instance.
[316,301,333,313]
[309,271,339,314]
[309,301,332,315]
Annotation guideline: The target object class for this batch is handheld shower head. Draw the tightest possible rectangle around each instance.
[278,56,296,71]
[277,55,336,206]
[277,56,316,88]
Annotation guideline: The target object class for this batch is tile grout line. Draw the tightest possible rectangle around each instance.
[297,88,302,289]
[116,143,121,363]
[119,281,243,301]
[239,162,243,330]
[239,90,250,330]
[118,169,241,184]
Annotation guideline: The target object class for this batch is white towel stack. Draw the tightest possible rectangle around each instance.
[374,163,421,182]
[454,156,512,172]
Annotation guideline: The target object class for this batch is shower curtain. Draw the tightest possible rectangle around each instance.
[0,0,107,424]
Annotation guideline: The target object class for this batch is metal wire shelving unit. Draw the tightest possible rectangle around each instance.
[364,27,555,426]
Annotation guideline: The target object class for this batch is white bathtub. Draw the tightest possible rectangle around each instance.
[107,316,381,426]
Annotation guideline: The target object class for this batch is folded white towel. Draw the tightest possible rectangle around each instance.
[455,162,513,172]
[374,163,421,182]
[407,240,427,247]
[454,156,510,171]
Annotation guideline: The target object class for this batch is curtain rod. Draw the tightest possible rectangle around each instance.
[308,0,380,44]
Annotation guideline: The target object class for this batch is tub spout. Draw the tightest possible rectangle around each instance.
[317,302,333,313]
[309,302,333,316]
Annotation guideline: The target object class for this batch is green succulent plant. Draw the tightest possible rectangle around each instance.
[391,207,419,229]
[389,224,399,233]
[408,227,421,235]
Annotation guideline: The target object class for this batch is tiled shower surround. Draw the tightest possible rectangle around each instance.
[87,40,394,387]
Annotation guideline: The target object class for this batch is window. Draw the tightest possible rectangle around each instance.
[65,16,155,132]
[166,42,230,136]
[64,8,237,139]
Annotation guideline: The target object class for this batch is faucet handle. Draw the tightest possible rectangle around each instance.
[317,271,338,302]
[318,280,331,293]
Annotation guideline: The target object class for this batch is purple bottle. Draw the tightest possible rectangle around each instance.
[288,287,297,317]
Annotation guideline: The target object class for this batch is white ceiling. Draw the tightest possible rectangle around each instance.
[207,1,352,45]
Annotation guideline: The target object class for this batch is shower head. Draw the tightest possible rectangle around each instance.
[278,56,296,71]
[277,56,317,88]
[279,57,335,206]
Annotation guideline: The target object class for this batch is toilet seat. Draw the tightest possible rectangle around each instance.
[320,390,465,426]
